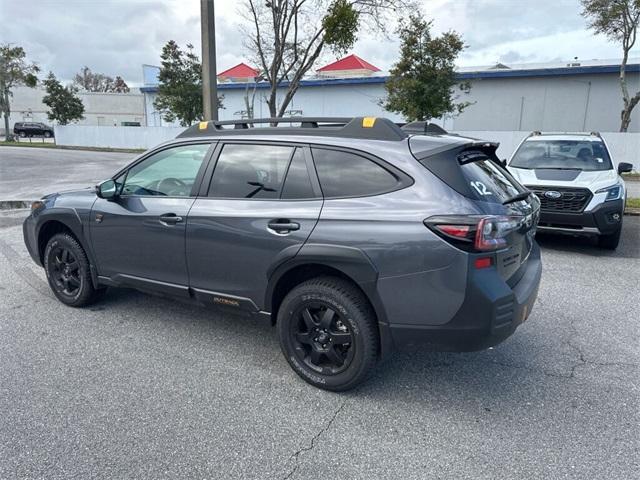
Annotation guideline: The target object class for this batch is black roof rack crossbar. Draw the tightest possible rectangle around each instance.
[176,117,408,141]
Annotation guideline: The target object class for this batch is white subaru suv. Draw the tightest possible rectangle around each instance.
[507,132,633,249]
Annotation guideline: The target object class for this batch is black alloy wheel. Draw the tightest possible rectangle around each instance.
[277,276,379,391]
[291,302,355,375]
[48,246,82,297]
[44,233,106,307]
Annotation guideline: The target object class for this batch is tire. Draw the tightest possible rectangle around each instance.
[277,276,379,391]
[43,131,51,138]
[44,233,105,307]
[597,226,622,250]
[18,131,26,138]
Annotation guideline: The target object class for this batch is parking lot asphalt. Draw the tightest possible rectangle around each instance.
[0,205,638,479]
[0,146,135,200]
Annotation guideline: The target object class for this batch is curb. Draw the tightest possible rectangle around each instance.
[0,143,144,154]
[0,200,32,210]
[624,208,640,216]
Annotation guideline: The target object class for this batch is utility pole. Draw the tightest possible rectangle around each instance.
[201,0,218,121]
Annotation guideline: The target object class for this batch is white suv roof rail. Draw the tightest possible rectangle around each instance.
[528,131,602,138]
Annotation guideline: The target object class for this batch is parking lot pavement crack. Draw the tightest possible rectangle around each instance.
[281,398,348,480]
[562,313,638,378]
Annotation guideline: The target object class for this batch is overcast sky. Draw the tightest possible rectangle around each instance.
[0,0,628,86]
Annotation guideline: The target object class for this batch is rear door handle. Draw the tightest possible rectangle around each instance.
[159,214,183,225]
[267,219,300,233]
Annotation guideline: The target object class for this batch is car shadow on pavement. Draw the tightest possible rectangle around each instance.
[96,287,553,403]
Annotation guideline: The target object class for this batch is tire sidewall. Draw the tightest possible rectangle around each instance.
[278,284,372,391]
[44,235,88,305]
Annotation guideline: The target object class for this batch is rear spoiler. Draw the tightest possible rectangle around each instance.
[400,121,449,135]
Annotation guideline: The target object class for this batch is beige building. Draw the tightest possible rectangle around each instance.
[2,86,145,134]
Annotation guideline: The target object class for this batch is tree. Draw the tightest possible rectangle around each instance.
[73,66,130,93]
[153,41,223,126]
[581,0,640,132]
[42,72,85,125]
[383,14,470,122]
[241,0,411,119]
[0,44,39,141]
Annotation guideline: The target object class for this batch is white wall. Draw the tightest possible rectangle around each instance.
[455,130,640,169]
[54,125,183,149]
[448,73,640,133]
[53,125,639,170]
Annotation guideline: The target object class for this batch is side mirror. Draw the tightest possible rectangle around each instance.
[96,179,118,199]
[501,158,508,168]
[618,162,633,175]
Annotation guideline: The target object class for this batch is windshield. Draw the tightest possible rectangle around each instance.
[510,139,612,171]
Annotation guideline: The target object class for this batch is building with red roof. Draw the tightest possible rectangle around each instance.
[217,63,260,83]
[316,54,381,78]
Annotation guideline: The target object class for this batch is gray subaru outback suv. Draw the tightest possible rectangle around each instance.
[23,117,542,391]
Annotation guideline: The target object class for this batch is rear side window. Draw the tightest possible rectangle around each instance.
[311,148,402,198]
[417,148,524,203]
[459,153,520,203]
[209,144,294,199]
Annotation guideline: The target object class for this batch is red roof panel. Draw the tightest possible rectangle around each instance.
[218,62,259,78]
[317,54,380,72]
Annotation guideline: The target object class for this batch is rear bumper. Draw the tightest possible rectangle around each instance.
[389,242,542,352]
[537,199,623,236]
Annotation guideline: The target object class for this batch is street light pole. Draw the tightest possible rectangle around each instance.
[201,0,218,121]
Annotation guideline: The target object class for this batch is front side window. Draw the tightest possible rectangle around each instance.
[311,148,401,198]
[120,144,210,197]
[208,144,294,199]
[510,139,612,171]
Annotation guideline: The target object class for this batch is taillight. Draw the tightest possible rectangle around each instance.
[424,215,521,252]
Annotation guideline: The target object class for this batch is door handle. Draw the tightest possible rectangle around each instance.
[267,219,300,233]
[159,214,183,225]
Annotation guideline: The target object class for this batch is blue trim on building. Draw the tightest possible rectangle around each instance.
[139,63,639,94]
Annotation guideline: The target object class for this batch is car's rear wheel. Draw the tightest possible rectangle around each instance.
[277,276,379,391]
[44,233,105,307]
[43,131,51,138]
[598,225,622,250]
[18,131,26,138]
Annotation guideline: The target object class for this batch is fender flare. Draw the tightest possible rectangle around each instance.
[265,243,393,357]
[35,208,100,288]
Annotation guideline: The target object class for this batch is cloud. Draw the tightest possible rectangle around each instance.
[0,0,623,86]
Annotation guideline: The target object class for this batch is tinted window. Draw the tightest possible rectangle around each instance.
[121,144,209,197]
[510,139,612,171]
[209,144,293,199]
[459,153,521,203]
[282,148,315,199]
[311,148,400,198]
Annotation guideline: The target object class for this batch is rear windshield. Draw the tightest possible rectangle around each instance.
[510,139,612,171]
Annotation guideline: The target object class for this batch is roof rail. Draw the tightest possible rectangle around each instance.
[529,131,602,138]
[400,121,449,135]
[176,117,408,141]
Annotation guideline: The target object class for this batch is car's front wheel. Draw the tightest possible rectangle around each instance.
[18,131,26,138]
[277,276,379,391]
[598,225,622,250]
[44,233,105,307]
[43,131,51,138]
